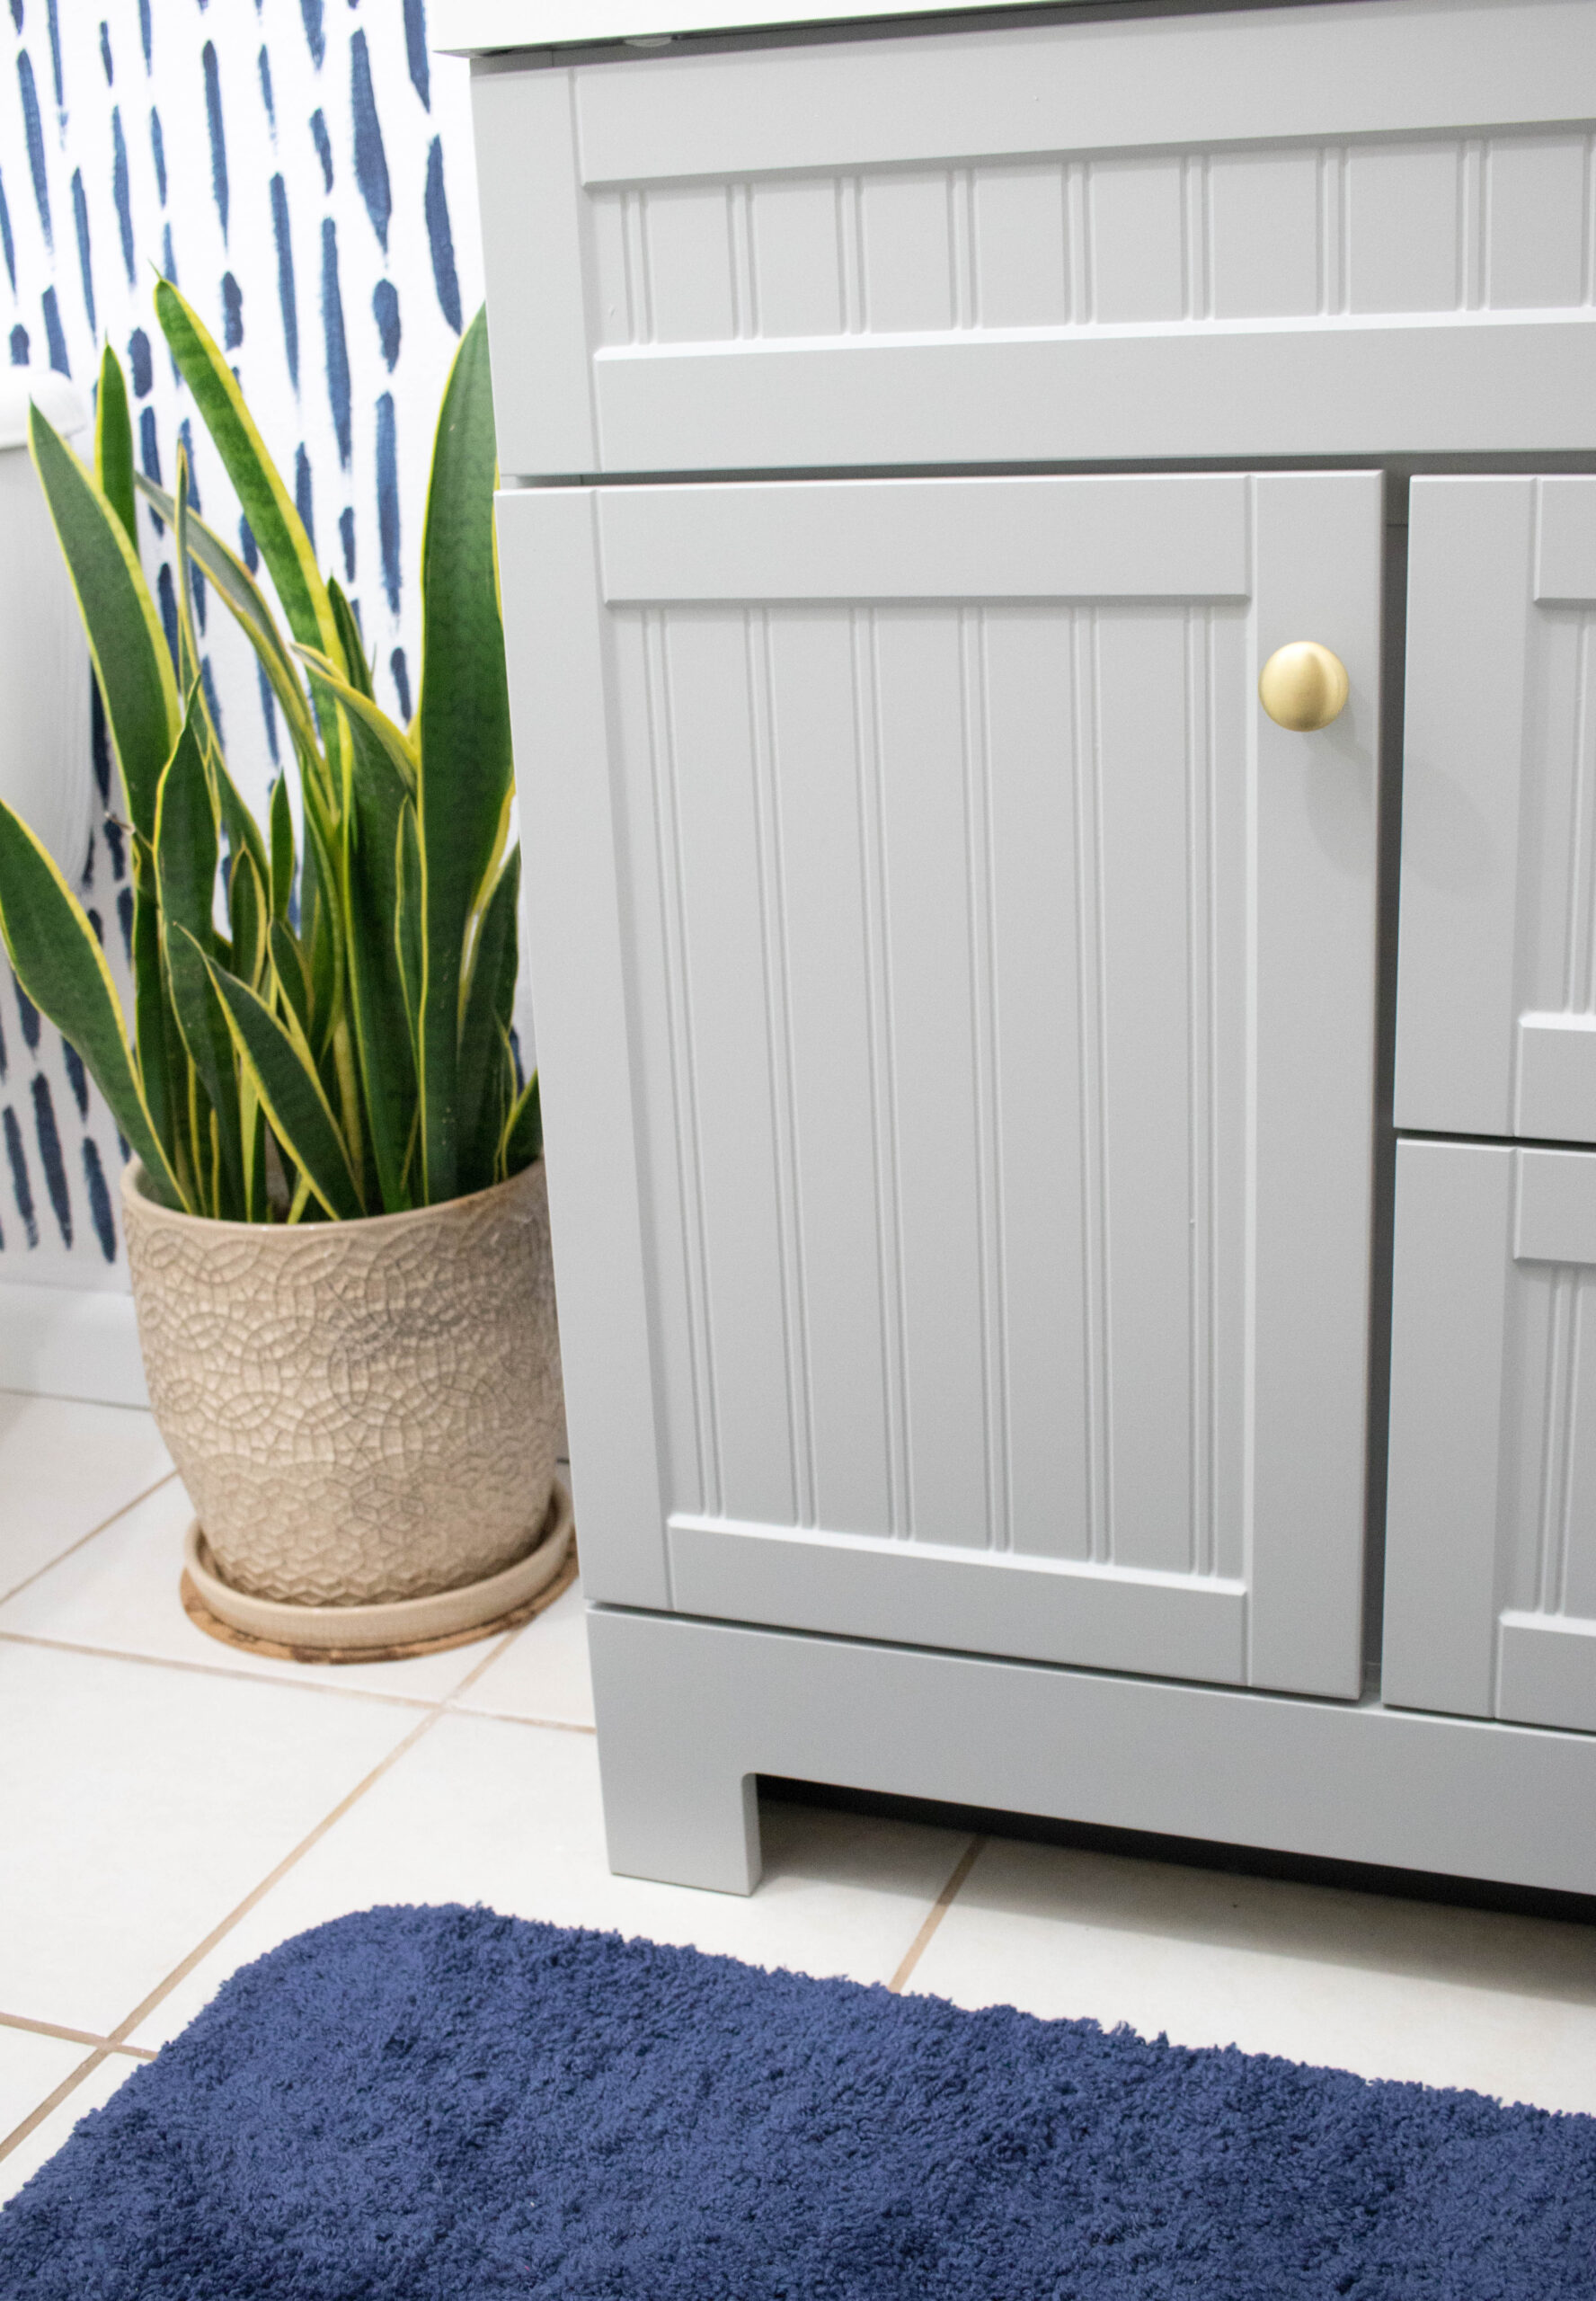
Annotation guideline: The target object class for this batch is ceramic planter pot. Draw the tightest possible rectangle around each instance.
[120,1157,567,1647]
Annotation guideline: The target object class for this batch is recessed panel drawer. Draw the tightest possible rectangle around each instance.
[470,0,1596,477]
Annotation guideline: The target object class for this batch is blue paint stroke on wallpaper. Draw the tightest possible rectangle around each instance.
[238,514,258,573]
[320,218,350,465]
[31,1076,71,1247]
[310,107,332,192]
[162,220,176,284]
[0,171,14,295]
[41,286,67,373]
[100,22,112,84]
[116,884,133,961]
[350,33,390,253]
[202,42,228,240]
[423,138,460,333]
[295,444,315,551]
[257,44,274,133]
[149,106,166,204]
[62,1042,89,1117]
[8,2,20,33]
[376,390,399,612]
[220,270,243,349]
[156,562,178,671]
[200,656,225,743]
[90,680,111,802]
[13,982,40,1051]
[129,325,151,394]
[372,277,399,369]
[389,645,410,724]
[270,173,297,386]
[256,661,279,764]
[82,1139,115,1261]
[104,816,125,878]
[4,1105,38,1248]
[338,503,355,582]
[45,0,62,109]
[299,0,324,69]
[8,326,27,365]
[70,169,95,334]
[403,0,430,109]
[19,53,51,249]
[138,405,162,529]
[138,0,151,69]
[111,109,134,283]
[86,901,103,947]
[0,996,7,1081]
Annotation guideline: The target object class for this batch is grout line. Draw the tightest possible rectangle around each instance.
[887,1835,987,1995]
[0,1630,441,1713]
[99,1706,446,2058]
[0,2011,154,2061]
[442,1701,596,1734]
[0,1468,182,1609]
[0,2047,114,2168]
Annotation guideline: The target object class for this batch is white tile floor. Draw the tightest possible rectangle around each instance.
[5,1389,1596,2213]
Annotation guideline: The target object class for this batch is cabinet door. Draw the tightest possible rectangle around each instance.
[1385,1139,1596,1733]
[499,475,1382,1699]
[1398,476,1596,1144]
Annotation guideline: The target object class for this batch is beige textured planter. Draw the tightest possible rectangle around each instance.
[121,1158,565,1639]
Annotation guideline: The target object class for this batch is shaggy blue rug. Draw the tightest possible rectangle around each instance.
[1,1905,1592,2297]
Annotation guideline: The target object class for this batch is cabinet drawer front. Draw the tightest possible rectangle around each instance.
[1397,477,1596,1143]
[1385,1139,1596,1732]
[472,0,1596,475]
[498,472,1381,1698]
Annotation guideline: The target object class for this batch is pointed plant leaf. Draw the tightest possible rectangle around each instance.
[457,847,520,1193]
[29,404,180,840]
[270,775,296,920]
[269,919,312,1040]
[295,647,416,795]
[164,922,246,1220]
[228,847,267,992]
[154,280,344,778]
[327,576,374,701]
[415,307,515,1202]
[0,799,186,1207]
[501,1070,542,1178]
[197,940,363,1221]
[152,699,217,952]
[94,344,137,550]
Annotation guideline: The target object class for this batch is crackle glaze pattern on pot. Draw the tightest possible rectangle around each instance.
[120,1159,562,1606]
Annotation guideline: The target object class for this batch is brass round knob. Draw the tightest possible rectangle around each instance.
[1258,642,1349,732]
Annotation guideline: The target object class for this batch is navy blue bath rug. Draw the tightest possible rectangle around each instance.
[3,1904,1594,2299]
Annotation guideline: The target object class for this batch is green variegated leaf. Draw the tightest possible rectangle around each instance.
[0,799,186,1207]
[327,576,374,701]
[164,921,245,1221]
[414,307,515,1202]
[152,701,217,952]
[270,774,296,920]
[94,344,137,550]
[29,404,180,841]
[196,938,363,1222]
[269,919,311,1042]
[394,800,423,1071]
[501,1069,542,1178]
[227,847,267,992]
[295,647,416,795]
[137,473,326,785]
[457,847,520,1194]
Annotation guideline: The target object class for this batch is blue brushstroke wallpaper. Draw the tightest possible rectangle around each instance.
[0,0,484,1290]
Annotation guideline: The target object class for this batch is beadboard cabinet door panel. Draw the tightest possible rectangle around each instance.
[472,0,1596,475]
[497,473,1382,1699]
[1397,478,1596,1145]
[1385,1139,1596,1735]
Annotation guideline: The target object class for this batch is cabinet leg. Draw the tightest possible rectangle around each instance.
[588,1605,764,1894]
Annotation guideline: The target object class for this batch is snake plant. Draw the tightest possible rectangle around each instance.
[0,283,536,1222]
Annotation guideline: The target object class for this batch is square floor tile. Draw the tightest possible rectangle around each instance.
[0,1479,516,1704]
[0,2054,137,2209]
[0,2028,94,2150]
[0,1640,419,2038]
[0,1395,173,1602]
[909,1836,1596,2114]
[450,1578,594,1728]
[134,1721,970,2048]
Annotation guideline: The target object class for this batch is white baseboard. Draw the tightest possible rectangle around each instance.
[0,1282,148,1408]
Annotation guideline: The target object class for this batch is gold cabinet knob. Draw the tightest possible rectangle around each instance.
[1258,642,1349,732]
